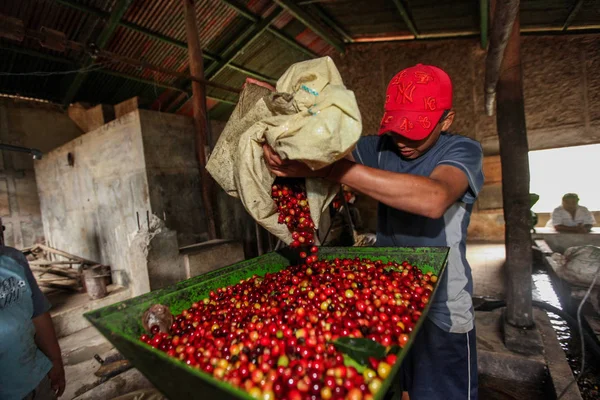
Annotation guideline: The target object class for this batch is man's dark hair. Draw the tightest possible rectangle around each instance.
[563,193,579,201]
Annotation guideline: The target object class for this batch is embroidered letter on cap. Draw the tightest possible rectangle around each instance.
[417,116,431,129]
[415,71,433,84]
[381,113,394,126]
[396,81,416,104]
[399,117,414,132]
[423,96,437,111]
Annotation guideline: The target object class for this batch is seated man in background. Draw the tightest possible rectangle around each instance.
[549,193,596,233]
[0,222,65,400]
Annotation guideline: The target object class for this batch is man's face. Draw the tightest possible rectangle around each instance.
[563,198,579,212]
[385,111,455,160]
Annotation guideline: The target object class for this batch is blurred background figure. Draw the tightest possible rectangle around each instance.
[547,193,596,233]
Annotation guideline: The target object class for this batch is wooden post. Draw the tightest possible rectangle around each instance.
[183,0,217,240]
[496,7,533,328]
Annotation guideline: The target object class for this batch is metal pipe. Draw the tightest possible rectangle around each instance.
[0,144,42,160]
[391,0,419,39]
[219,0,318,58]
[563,0,585,31]
[480,0,489,49]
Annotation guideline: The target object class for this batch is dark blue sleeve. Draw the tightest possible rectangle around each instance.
[2,247,51,317]
[436,139,484,205]
[352,136,380,169]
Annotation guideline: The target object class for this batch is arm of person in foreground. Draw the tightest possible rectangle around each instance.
[263,145,469,219]
[33,312,66,397]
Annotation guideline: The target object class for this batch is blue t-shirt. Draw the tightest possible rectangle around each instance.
[353,133,484,333]
[0,246,53,400]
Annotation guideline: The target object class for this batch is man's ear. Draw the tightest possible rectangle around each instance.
[441,111,455,131]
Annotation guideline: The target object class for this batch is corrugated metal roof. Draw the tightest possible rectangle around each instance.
[0,0,598,122]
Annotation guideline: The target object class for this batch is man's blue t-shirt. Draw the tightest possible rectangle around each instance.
[0,246,53,400]
[353,133,484,333]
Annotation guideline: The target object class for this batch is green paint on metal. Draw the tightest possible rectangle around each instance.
[205,8,284,79]
[309,4,354,43]
[51,0,276,83]
[391,0,420,39]
[62,0,134,107]
[220,0,318,58]
[563,0,585,31]
[85,247,448,400]
[480,0,489,49]
[272,0,345,53]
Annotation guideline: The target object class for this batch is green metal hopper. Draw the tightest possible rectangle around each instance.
[85,246,448,399]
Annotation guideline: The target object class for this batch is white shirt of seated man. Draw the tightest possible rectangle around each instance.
[547,194,596,231]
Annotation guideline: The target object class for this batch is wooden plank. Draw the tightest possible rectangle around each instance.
[30,266,80,278]
[30,260,81,266]
[36,244,100,265]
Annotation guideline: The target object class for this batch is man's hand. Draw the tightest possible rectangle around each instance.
[262,144,332,178]
[48,360,66,397]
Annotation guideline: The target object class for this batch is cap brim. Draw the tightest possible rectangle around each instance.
[378,109,444,140]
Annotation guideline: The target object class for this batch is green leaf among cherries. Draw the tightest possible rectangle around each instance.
[342,354,367,373]
[332,337,387,366]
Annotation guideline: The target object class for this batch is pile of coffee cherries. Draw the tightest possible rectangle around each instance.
[140,258,438,400]
[271,180,319,262]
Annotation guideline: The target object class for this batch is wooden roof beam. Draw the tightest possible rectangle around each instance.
[272,0,345,53]
[391,0,419,39]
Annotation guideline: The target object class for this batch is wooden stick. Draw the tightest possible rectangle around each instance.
[30,260,82,266]
[37,244,99,265]
[38,282,81,292]
[30,266,80,279]
[37,277,75,283]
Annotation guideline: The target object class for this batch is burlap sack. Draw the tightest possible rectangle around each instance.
[207,57,362,243]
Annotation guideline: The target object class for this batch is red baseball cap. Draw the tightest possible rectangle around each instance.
[378,64,453,140]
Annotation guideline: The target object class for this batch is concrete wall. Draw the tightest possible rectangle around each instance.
[333,34,600,241]
[36,112,150,287]
[0,99,82,248]
[139,110,209,246]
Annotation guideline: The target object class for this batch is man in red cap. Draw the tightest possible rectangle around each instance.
[264,64,483,399]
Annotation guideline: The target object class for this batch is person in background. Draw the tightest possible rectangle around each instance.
[549,193,596,233]
[0,222,66,400]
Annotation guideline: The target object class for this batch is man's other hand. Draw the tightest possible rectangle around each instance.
[262,144,332,178]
